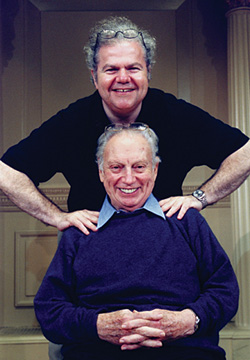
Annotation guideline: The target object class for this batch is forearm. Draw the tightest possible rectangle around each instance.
[34,237,100,345]
[35,296,99,344]
[0,161,64,226]
[0,161,99,233]
[200,140,250,205]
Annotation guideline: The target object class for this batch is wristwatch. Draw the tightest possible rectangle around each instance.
[192,189,208,209]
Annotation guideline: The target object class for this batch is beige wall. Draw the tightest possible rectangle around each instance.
[1,0,248,359]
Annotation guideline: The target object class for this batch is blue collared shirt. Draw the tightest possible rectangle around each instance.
[97,193,166,229]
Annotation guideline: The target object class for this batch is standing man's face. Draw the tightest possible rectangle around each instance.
[99,132,158,212]
[92,40,149,121]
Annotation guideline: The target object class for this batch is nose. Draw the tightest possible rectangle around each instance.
[116,68,130,83]
[123,168,135,184]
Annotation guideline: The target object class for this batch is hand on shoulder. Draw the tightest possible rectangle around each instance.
[159,195,203,220]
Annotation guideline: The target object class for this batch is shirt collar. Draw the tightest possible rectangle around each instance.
[97,193,166,229]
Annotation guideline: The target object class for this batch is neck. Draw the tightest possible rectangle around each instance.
[102,101,142,125]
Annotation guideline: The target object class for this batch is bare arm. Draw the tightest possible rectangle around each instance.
[160,140,250,219]
[201,139,250,203]
[0,161,99,234]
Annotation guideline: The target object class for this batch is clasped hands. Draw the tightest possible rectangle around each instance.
[97,308,196,351]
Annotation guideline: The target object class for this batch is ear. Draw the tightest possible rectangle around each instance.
[153,160,159,181]
[91,70,98,89]
[99,168,104,183]
[147,65,152,81]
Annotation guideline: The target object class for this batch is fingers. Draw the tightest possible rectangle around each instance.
[98,309,194,350]
[167,198,190,220]
[159,197,186,218]
[120,327,164,350]
[133,326,165,338]
[121,339,163,351]
[159,196,202,220]
[122,309,164,332]
[72,220,96,235]
[176,204,192,220]
[78,210,99,227]
[74,211,99,235]
[97,310,134,345]
[132,309,163,321]
[159,197,176,211]
[122,326,165,339]
[58,210,100,235]
[118,310,165,350]
[122,318,154,329]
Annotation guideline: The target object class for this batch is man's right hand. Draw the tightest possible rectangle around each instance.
[55,210,99,235]
[0,161,99,235]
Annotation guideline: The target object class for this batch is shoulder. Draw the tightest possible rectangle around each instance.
[56,91,100,117]
[146,88,199,109]
[141,89,191,130]
[171,208,205,224]
[146,88,218,121]
[169,208,208,237]
[145,88,179,105]
[144,88,209,128]
[59,227,88,255]
[38,92,101,135]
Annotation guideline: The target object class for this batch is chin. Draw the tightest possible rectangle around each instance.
[121,202,141,212]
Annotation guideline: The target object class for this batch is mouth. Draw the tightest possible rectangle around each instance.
[112,89,134,93]
[120,188,138,194]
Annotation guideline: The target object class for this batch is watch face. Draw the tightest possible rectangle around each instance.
[192,189,207,208]
[194,190,203,197]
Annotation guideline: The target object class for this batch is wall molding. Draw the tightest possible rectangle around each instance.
[28,0,186,12]
[0,186,230,212]
[15,230,58,307]
[0,188,69,212]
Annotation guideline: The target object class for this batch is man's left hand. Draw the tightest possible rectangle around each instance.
[159,195,202,220]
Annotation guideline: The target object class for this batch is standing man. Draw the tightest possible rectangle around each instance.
[0,16,250,233]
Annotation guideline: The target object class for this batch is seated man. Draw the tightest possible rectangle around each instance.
[34,123,239,360]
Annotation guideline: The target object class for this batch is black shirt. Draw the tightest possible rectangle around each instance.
[1,88,248,211]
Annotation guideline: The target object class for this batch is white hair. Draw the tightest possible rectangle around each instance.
[96,127,161,171]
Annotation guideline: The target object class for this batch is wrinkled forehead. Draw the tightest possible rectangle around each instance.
[103,131,152,162]
[96,39,147,66]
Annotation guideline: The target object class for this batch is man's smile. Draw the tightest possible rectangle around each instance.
[112,89,134,93]
[120,188,138,194]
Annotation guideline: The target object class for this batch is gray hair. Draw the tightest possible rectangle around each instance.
[96,127,161,171]
[84,16,156,81]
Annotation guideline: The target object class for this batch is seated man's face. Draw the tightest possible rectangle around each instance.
[99,131,158,212]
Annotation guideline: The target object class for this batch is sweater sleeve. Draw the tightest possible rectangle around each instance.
[180,210,239,334]
[34,228,99,345]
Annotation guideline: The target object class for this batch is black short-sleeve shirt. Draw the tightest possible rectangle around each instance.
[1,89,248,211]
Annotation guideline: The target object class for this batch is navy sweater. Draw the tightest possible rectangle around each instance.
[34,209,239,359]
